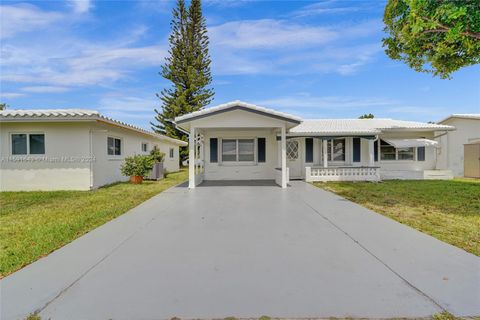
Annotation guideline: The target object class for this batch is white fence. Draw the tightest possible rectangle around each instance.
[306,166,380,182]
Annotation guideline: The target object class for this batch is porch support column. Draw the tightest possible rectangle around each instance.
[188,127,195,189]
[281,125,287,188]
[368,139,375,166]
[323,139,328,168]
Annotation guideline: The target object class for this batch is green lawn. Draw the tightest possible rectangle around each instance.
[313,179,480,256]
[0,170,188,278]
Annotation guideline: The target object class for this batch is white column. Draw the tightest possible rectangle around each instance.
[188,127,195,189]
[281,125,287,188]
[368,139,375,166]
[323,139,328,168]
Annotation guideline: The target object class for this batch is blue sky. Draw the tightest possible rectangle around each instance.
[1,0,479,129]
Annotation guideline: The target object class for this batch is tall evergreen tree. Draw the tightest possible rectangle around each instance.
[152,0,213,145]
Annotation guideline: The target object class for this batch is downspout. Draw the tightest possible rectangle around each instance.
[89,130,94,190]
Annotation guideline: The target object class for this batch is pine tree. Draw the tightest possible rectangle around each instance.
[152,0,213,144]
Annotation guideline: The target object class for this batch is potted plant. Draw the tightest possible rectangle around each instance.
[147,147,165,180]
[120,154,154,184]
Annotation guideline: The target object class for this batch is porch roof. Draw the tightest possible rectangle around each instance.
[175,100,302,125]
[289,118,454,136]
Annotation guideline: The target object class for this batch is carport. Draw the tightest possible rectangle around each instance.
[175,101,301,188]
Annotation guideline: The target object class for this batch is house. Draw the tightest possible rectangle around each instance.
[436,114,480,177]
[0,109,187,191]
[175,101,455,188]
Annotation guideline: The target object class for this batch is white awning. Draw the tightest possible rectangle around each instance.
[383,138,438,148]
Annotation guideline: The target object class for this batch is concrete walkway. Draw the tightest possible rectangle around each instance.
[1,181,479,320]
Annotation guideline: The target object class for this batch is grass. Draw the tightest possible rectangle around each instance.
[0,170,188,278]
[313,178,480,256]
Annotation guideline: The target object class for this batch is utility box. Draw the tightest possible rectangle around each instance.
[464,143,480,178]
[147,162,164,180]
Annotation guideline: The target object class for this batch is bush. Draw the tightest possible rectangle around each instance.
[150,147,165,163]
[121,154,154,177]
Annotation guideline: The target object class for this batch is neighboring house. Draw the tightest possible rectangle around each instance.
[0,109,187,191]
[436,114,480,177]
[175,101,455,188]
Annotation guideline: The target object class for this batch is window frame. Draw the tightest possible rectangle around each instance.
[107,136,122,156]
[219,137,257,165]
[141,142,149,153]
[169,147,174,159]
[327,138,346,162]
[379,139,417,161]
[10,132,46,156]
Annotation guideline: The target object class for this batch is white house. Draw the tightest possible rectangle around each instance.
[436,114,480,177]
[0,109,187,191]
[175,101,456,188]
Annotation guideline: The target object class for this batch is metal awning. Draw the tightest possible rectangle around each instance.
[383,138,438,148]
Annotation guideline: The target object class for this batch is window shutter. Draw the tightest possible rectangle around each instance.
[374,140,378,162]
[210,138,218,163]
[305,138,314,163]
[353,138,361,162]
[257,138,266,162]
[417,146,425,161]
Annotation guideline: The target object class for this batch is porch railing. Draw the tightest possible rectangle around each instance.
[305,166,380,182]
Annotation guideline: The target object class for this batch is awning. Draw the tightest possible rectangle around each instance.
[383,138,438,148]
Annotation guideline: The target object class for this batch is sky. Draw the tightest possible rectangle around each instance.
[1,0,479,130]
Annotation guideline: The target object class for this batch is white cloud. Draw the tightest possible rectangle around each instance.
[68,0,92,14]
[209,18,383,76]
[0,92,26,99]
[209,19,337,49]
[292,1,360,18]
[0,4,63,39]
[21,86,70,93]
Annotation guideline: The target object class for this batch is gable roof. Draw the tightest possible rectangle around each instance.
[437,114,480,124]
[0,109,187,146]
[289,118,454,136]
[175,100,302,124]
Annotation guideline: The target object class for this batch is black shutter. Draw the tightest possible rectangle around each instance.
[417,146,425,161]
[353,138,361,162]
[374,140,378,162]
[210,138,218,163]
[305,138,314,163]
[258,138,266,162]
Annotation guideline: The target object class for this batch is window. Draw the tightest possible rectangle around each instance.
[305,138,313,163]
[287,140,299,160]
[169,147,174,159]
[380,140,396,160]
[417,146,425,161]
[210,138,218,163]
[380,140,415,161]
[352,138,361,162]
[141,142,148,152]
[107,137,122,156]
[327,139,345,161]
[238,139,254,161]
[11,133,45,155]
[221,138,255,162]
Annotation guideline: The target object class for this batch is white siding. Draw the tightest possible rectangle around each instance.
[0,122,92,191]
[203,129,278,180]
[437,118,480,177]
[0,121,182,191]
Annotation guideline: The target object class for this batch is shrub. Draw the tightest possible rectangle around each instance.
[120,154,154,177]
[150,147,165,163]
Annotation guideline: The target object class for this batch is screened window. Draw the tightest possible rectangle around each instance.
[11,133,45,155]
[169,148,174,158]
[221,139,255,162]
[11,134,27,155]
[327,139,345,161]
[238,139,254,161]
[107,137,122,156]
[380,140,396,160]
[397,147,415,160]
[380,140,415,161]
[141,142,148,152]
[222,139,236,162]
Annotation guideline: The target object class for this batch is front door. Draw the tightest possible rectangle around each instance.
[287,138,303,179]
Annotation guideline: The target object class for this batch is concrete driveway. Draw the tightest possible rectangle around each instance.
[2,181,479,319]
